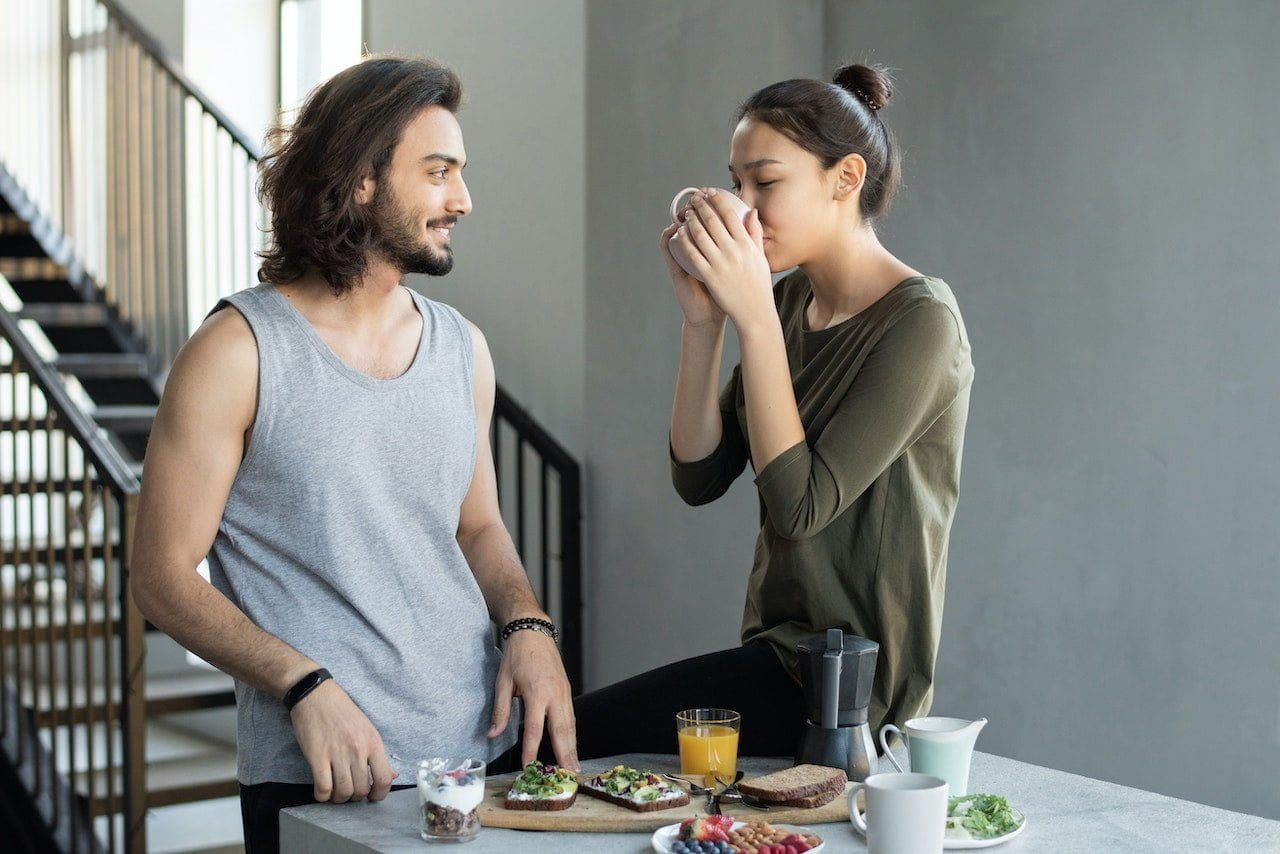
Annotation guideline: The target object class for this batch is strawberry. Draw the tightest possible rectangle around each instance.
[703,814,734,841]
[676,817,700,841]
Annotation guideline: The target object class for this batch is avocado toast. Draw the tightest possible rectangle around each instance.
[579,764,691,812]
[504,762,579,811]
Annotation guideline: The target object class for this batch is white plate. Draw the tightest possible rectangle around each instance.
[651,821,826,853]
[850,805,1026,849]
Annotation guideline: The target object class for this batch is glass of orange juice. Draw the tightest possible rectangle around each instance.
[676,708,741,787]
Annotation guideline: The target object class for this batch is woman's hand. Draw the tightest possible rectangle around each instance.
[659,217,726,329]
[671,189,775,332]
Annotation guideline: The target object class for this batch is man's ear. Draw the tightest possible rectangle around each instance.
[834,153,867,201]
[354,169,376,206]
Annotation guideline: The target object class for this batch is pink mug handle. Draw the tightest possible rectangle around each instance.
[669,187,702,223]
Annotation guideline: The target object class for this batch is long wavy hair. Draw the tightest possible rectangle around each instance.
[256,56,463,294]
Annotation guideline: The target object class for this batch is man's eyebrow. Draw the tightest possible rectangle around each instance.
[421,154,465,167]
[729,158,783,172]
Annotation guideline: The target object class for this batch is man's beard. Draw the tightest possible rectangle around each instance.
[369,182,455,276]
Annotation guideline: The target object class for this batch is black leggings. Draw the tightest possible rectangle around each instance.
[571,642,806,761]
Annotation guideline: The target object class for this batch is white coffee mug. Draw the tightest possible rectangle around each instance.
[667,186,751,278]
[849,772,948,854]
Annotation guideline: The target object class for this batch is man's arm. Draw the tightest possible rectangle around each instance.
[130,307,396,803]
[457,320,578,770]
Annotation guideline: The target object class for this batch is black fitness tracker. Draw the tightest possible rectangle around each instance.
[283,667,333,711]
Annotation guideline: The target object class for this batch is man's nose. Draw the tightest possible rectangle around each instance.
[450,178,473,216]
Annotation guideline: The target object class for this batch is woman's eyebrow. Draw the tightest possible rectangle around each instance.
[730,158,783,172]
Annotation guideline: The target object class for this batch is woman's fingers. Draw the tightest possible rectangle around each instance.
[680,208,720,264]
[689,194,734,248]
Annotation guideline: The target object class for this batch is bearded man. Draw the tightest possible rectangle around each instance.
[130,56,576,854]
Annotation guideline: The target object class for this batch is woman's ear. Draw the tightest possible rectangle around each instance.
[354,169,376,206]
[834,153,867,201]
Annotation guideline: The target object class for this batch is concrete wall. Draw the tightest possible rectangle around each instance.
[824,0,1280,820]
[365,0,587,454]
[114,0,182,59]
[582,0,825,684]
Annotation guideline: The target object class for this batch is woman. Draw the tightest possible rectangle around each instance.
[574,63,974,760]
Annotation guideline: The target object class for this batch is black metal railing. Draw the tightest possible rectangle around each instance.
[0,305,144,854]
[492,387,583,692]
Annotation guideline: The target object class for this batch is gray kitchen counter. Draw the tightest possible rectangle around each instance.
[280,751,1280,852]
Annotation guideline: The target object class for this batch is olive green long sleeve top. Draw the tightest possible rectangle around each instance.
[671,272,974,734]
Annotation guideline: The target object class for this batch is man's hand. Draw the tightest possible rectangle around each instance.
[487,630,579,770]
[290,680,398,803]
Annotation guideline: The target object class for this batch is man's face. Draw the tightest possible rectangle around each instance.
[369,105,472,276]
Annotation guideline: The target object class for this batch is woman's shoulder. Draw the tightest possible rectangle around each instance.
[882,276,966,337]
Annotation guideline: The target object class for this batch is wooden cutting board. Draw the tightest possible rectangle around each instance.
[478,773,858,833]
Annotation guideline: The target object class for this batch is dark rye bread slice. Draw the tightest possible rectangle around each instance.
[738,764,848,804]
[760,785,843,809]
[503,791,576,811]
[578,782,691,813]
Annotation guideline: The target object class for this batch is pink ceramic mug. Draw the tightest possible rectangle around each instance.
[667,187,752,279]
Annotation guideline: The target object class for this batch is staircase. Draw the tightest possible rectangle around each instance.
[1,172,243,853]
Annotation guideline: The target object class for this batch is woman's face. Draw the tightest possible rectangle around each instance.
[728,117,842,272]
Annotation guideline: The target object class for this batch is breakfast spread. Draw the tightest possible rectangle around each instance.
[419,764,484,839]
[503,762,578,811]
[737,764,847,809]
[580,764,691,812]
[673,818,823,853]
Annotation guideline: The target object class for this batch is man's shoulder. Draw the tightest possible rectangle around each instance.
[173,302,259,386]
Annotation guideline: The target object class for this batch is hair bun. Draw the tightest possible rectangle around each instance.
[833,63,893,112]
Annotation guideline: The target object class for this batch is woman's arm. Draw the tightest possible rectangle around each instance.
[661,217,750,502]
[670,319,729,461]
[672,191,805,472]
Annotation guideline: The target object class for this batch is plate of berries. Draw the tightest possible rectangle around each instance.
[652,816,825,853]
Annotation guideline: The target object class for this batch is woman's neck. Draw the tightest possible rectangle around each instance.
[799,226,920,330]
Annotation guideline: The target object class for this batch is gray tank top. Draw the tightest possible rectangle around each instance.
[206,284,516,785]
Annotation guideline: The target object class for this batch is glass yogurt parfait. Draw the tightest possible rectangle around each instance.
[417,757,486,842]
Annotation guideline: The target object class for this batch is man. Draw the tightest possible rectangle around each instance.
[131,56,576,853]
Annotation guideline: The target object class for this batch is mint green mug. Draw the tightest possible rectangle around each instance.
[879,716,986,796]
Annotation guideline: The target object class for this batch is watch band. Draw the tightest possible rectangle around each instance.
[283,667,332,712]
[500,616,559,644]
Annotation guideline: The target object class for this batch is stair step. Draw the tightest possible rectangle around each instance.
[18,302,110,326]
[92,404,157,433]
[85,751,240,817]
[27,669,237,727]
[55,352,151,379]
[0,231,45,258]
[0,258,66,281]
[4,277,84,303]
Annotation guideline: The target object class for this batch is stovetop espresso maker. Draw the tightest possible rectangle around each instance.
[795,629,879,781]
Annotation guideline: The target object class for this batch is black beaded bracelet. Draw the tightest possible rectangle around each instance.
[500,616,559,644]
[283,668,332,712]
